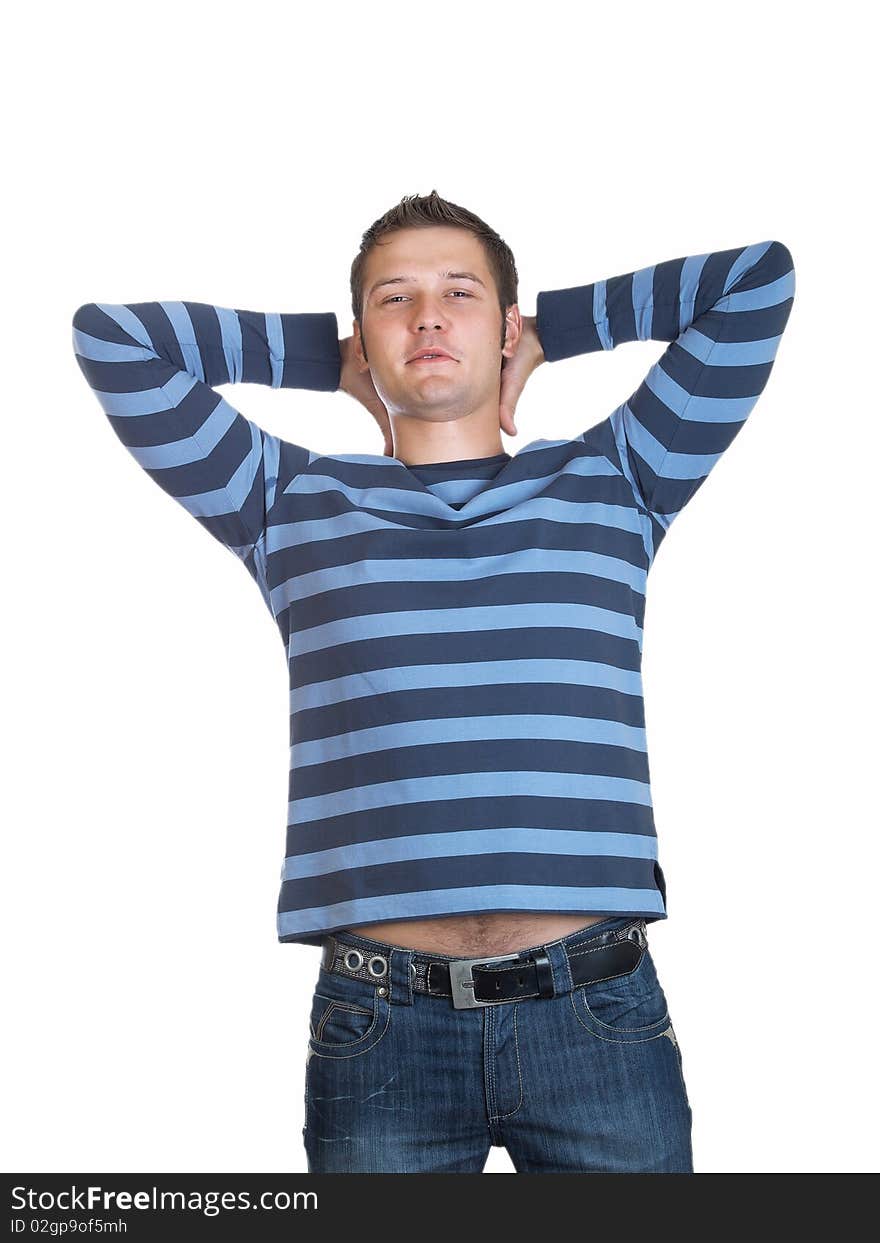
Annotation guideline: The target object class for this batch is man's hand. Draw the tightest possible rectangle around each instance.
[499,315,544,436]
[338,335,394,457]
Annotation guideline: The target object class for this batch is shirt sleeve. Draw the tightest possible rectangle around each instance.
[535,240,796,540]
[71,300,341,563]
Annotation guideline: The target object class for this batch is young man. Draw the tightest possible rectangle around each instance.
[71,191,795,1172]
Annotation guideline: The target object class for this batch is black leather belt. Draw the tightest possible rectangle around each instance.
[320,919,649,1010]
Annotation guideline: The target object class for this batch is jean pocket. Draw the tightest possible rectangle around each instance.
[310,994,375,1043]
[572,945,672,1044]
[307,967,391,1058]
[667,1023,692,1113]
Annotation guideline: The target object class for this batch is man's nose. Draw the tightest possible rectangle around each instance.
[410,300,449,331]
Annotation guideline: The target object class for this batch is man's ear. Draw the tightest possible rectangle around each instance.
[502,304,523,359]
[353,318,370,368]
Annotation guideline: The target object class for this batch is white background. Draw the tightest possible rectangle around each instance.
[4,0,877,1175]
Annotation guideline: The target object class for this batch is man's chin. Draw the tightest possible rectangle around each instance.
[400,382,468,409]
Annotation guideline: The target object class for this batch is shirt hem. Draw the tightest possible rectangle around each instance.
[278,904,668,948]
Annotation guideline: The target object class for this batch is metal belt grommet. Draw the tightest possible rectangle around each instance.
[367,954,388,977]
[344,949,364,971]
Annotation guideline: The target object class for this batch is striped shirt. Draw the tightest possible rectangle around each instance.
[71,238,796,945]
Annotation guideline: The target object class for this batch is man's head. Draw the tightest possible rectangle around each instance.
[349,191,523,448]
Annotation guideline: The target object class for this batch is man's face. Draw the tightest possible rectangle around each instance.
[355,225,518,426]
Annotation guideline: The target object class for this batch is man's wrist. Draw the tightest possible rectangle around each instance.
[522,315,545,365]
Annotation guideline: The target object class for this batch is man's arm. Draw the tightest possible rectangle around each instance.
[71,301,341,560]
[535,240,796,536]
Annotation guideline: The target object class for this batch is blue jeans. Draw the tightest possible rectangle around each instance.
[302,914,693,1173]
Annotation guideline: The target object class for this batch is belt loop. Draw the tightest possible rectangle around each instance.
[387,944,416,1007]
[533,949,555,999]
[540,939,570,995]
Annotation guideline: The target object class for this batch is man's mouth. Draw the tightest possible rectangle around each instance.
[407,348,456,363]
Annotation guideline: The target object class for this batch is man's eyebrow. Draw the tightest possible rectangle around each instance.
[368,269,487,298]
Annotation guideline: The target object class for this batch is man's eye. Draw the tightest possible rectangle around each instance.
[383,291,473,304]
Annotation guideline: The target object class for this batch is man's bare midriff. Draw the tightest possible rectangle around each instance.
[344,911,612,956]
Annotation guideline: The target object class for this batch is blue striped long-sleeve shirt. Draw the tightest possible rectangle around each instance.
[71,238,796,945]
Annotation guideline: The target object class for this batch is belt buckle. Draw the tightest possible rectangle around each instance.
[448,952,523,1009]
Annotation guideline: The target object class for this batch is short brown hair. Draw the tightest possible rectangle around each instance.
[350,190,519,349]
